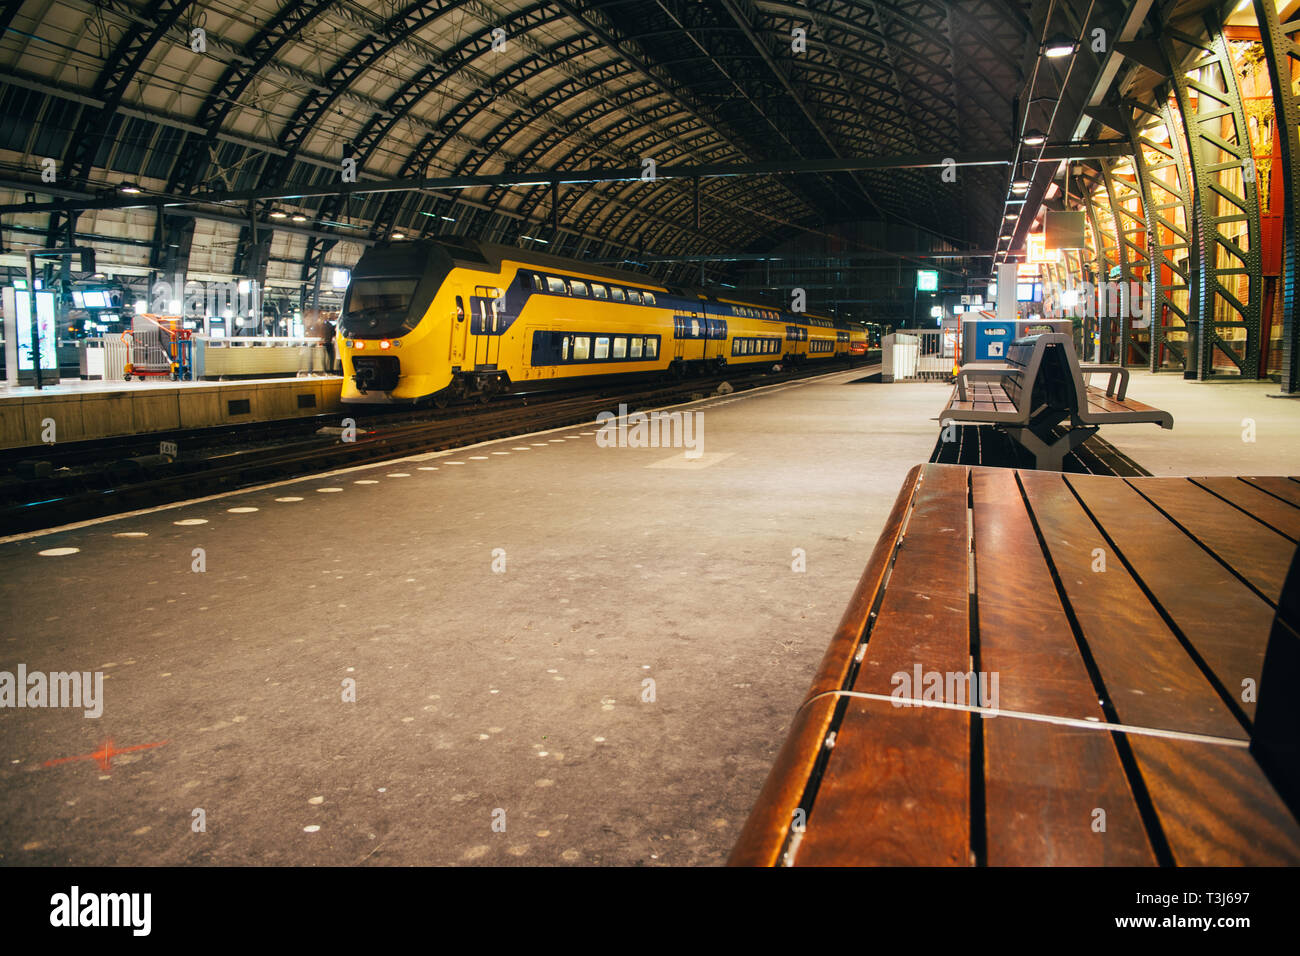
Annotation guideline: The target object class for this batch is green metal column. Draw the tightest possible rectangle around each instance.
[1125,95,1197,372]
[1162,17,1264,379]
[1254,0,1300,393]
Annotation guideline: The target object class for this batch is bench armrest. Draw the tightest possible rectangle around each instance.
[1079,363,1129,401]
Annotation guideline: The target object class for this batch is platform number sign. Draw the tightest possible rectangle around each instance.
[916,270,938,292]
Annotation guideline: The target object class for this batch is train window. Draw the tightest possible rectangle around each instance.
[562,336,570,361]
[570,280,589,297]
[612,336,626,358]
[594,336,610,359]
[610,287,626,302]
[592,283,608,299]
[547,276,567,294]
[645,337,658,358]
[520,274,532,291]
[573,336,590,360]
[627,290,642,305]
[643,292,656,306]
[690,319,700,337]
[630,337,643,358]
[455,295,465,322]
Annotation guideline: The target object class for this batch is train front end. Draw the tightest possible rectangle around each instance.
[339,242,457,403]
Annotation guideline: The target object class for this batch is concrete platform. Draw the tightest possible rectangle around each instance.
[0,364,951,866]
[1083,371,1300,476]
[0,376,343,450]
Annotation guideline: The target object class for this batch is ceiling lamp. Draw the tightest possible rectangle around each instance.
[1000,233,1014,241]
[1011,179,1031,193]
[117,182,143,195]
[1044,35,1077,58]
[290,212,309,223]
[391,231,405,239]
[1023,129,1047,147]
[269,208,289,220]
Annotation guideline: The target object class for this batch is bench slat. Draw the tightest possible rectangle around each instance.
[1084,388,1164,416]
[1192,476,1300,543]
[1020,471,1300,864]
[728,466,926,866]
[1067,474,1273,723]
[1242,475,1300,508]
[1129,478,1294,602]
[794,463,972,865]
[972,469,1155,864]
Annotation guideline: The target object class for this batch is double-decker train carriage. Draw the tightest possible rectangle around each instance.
[339,237,868,404]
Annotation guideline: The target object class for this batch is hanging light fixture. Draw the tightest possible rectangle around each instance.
[1023,129,1047,147]
[1044,34,1077,58]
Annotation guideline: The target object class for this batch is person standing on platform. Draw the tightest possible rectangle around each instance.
[321,317,337,374]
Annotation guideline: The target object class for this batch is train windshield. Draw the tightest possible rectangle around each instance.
[341,277,421,337]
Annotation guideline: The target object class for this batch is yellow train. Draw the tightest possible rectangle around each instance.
[339,238,870,404]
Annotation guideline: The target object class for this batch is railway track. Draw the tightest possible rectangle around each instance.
[0,356,879,535]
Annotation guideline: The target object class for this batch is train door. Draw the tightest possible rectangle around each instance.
[469,285,507,370]
[451,292,469,367]
[699,299,714,362]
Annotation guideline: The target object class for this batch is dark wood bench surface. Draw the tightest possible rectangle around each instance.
[729,464,1300,866]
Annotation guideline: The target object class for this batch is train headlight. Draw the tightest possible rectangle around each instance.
[379,339,391,350]
[354,340,365,350]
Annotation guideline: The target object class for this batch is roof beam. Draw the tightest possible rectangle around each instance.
[0,143,1131,216]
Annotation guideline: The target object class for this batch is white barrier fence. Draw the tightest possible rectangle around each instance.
[882,330,952,382]
[79,337,130,381]
[193,336,325,378]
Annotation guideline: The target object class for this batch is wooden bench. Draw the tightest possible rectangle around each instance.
[729,463,1300,866]
[943,334,1172,470]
